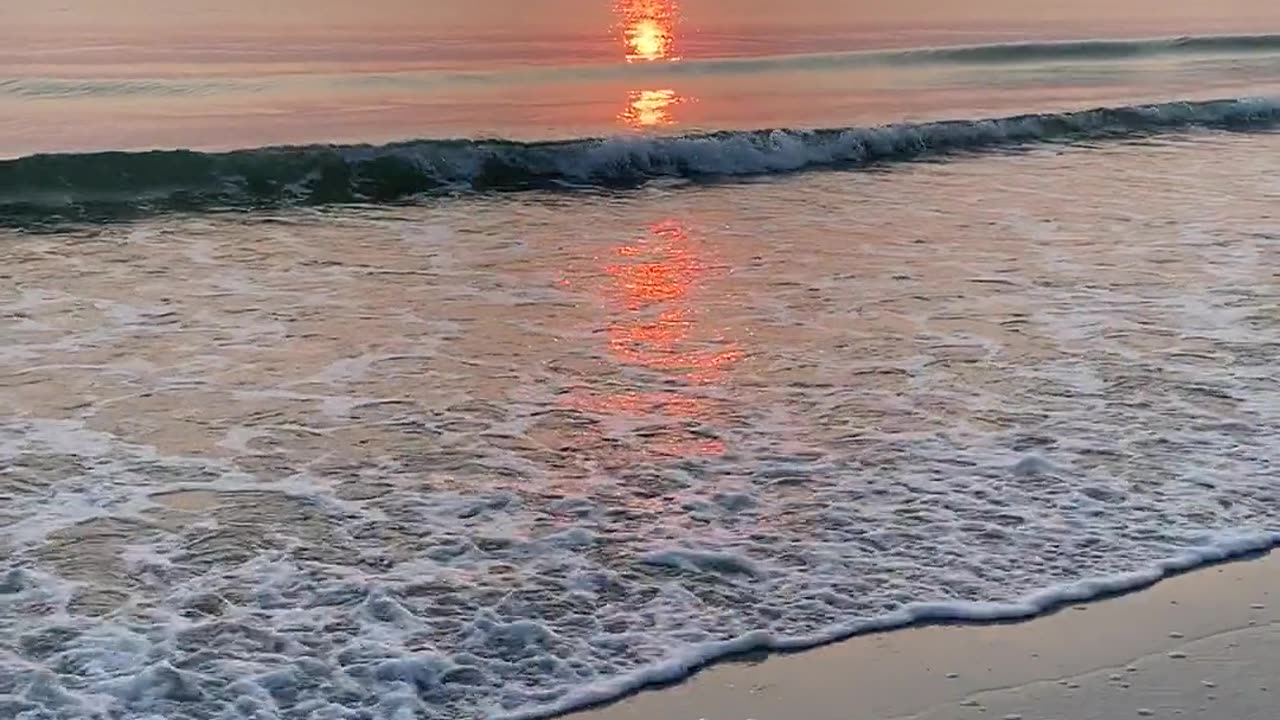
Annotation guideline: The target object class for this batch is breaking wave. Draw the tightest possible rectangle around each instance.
[2,96,1278,223]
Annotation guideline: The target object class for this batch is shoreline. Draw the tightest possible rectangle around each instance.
[564,548,1279,720]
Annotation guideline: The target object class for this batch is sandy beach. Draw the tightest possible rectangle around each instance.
[570,551,1279,720]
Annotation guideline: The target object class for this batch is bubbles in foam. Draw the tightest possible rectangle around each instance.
[2,130,1280,719]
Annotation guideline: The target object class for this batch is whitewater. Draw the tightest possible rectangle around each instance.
[5,11,1280,720]
[3,96,1280,225]
[5,128,1280,718]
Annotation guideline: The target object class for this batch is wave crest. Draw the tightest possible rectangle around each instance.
[2,96,1278,223]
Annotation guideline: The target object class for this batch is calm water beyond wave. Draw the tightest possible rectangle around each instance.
[3,2,1280,718]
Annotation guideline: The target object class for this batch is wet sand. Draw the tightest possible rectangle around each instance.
[569,550,1279,720]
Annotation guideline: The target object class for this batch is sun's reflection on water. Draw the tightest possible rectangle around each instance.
[604,221,742,380]
[561,219,743,460]
[619,88,684,128]
[615,0,688,129]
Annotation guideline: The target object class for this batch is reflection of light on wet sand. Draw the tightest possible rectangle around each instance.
[620,88,684,128]
[616,0,680,62]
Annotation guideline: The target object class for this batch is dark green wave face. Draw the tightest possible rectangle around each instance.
[3,97,1278,228]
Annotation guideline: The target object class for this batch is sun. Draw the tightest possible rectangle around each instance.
[617,0,679,63]
[630,19,669,61]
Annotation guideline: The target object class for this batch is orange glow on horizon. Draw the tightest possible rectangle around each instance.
[617,0,680,62]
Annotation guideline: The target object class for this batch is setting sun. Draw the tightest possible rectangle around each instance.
[617,0,679,62]
[630,19,669,60]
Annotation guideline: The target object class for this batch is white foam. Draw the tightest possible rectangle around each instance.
[5,134,1280,719]
[503,533,1280,720]
[640,548,763,577]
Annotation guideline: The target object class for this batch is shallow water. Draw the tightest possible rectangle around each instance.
[5,1,1280,718]
[4,130,1280,718]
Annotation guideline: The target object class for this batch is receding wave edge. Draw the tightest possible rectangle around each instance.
[504,532,1278,720]
[2,96,1278,223]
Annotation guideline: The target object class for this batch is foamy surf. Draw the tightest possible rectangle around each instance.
[7,57,1280,719]
[2,96,1278,223]
[6,135,1280,717]
[505,533,1280,720]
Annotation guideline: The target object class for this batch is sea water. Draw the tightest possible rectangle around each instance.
[3,2,1280,718]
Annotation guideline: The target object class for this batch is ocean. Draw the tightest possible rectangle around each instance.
[3,2,1280,718]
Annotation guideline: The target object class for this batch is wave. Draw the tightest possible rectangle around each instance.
[11,34,1279,100]
[893,33,1280,65]
[650,33,1280,78]
[2,96,1278,223]
[508,533,1279,720]
[328,33,1280,85]
[0,77,250,100]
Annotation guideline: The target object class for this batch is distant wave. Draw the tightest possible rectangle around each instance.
[0,77,252,100]
[2,96,1278,224]
[891,33,1280,65]
[651,33,1280,78]
[6,34,1280,101]
[2,32,1280,102]
[460,33,1280,82]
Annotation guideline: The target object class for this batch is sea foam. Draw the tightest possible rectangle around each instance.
[506,531,1280,720]
[3,130,1280,720]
